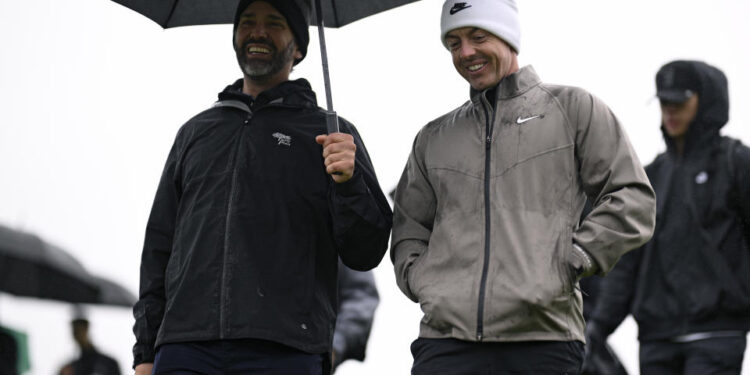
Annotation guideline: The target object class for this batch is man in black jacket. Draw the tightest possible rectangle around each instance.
[587,60,750,374]
[131,1,392,374]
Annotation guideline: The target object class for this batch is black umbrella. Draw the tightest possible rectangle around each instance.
[92,275,139,307]
[110,0,421,133]
[0,224,136,307]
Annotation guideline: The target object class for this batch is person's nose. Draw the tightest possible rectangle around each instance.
[249,23,268,39]
[458,43,477,60]
[662,105,677,115]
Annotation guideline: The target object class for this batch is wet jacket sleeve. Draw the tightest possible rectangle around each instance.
[390,131,435,302]
[332,260,379,369]
[330,121,393,271]
[569,93,657,275]
[132,135,182,367]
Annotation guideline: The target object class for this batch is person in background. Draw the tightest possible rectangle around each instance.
[332,260,379,372]
[580,275,628,375]
[587,60,750,375]
[131,0,392,374]
[390,0,656,373]
[579,201,628,375]
[59,309,121,375]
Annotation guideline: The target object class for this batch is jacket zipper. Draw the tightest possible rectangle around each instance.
[477,94,497,341]
[220,112,252,337]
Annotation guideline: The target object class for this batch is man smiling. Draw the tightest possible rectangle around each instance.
[390,0,656,373]
[132,1,392,374]
[233,1,304,97]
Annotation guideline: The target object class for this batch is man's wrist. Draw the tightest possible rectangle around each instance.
[573,243,598,276]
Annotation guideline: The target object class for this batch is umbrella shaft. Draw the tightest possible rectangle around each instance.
[314,0,339,133]
[317,25,334,112]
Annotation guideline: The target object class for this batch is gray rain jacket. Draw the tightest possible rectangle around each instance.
[391,66,655,343]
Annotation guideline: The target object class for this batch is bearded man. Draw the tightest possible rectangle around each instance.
[131,1,392,374]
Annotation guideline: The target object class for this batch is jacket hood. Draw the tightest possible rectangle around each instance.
[218,78,318,109]
[661,60,729,152]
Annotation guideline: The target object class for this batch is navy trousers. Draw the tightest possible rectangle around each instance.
[411,338,584,375]
[640,336,747,375]
[152,339,324,375]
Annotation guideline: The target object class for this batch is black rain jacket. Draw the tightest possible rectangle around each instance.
[132,79,392,366]
[591,61,750,341]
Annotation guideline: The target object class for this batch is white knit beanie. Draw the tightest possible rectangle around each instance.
[441,0,521,53]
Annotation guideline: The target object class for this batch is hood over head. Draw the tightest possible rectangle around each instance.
[657,60,729,150]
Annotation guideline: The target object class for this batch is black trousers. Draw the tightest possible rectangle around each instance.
[640,336,747,375]
[152,339,324,375]
[411,338,584,375]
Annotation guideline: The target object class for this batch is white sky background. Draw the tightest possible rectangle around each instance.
[1,0,749,373]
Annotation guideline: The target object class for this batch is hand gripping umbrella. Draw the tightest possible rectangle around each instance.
[110,0,421,133]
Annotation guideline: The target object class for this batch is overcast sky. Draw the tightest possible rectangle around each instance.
[1,0,749,374]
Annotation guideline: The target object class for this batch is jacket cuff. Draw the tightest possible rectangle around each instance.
[332,333,347,361]
[333,170,366,197]
[392,239,425,302]
[132,344,156,369]
[573,243,598,277]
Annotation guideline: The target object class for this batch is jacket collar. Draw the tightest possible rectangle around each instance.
[217,78,319,110]
[470,65,541,104]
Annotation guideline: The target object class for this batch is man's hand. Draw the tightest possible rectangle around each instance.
[134,363,153,375]
[316,133,356,183]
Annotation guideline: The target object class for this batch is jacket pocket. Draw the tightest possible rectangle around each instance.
[418,293,455,333]
[558,232,580,295]
[407,250,428,300]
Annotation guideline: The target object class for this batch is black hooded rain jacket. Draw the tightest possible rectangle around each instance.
[591,61,750,341]
[132,79,393,366]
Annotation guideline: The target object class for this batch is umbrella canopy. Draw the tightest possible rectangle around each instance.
[93,276,139,307]
[0,224,136,307]
[110,0,420,28]
[110,0,421,133]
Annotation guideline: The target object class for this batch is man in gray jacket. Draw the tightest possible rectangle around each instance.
[390,0,656,373]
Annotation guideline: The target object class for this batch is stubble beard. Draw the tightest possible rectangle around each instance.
[236,38,296,83]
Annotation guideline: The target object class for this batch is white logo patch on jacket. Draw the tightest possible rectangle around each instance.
[695,171,709,184]
[272,132,291,147]
[516,114,545,125]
